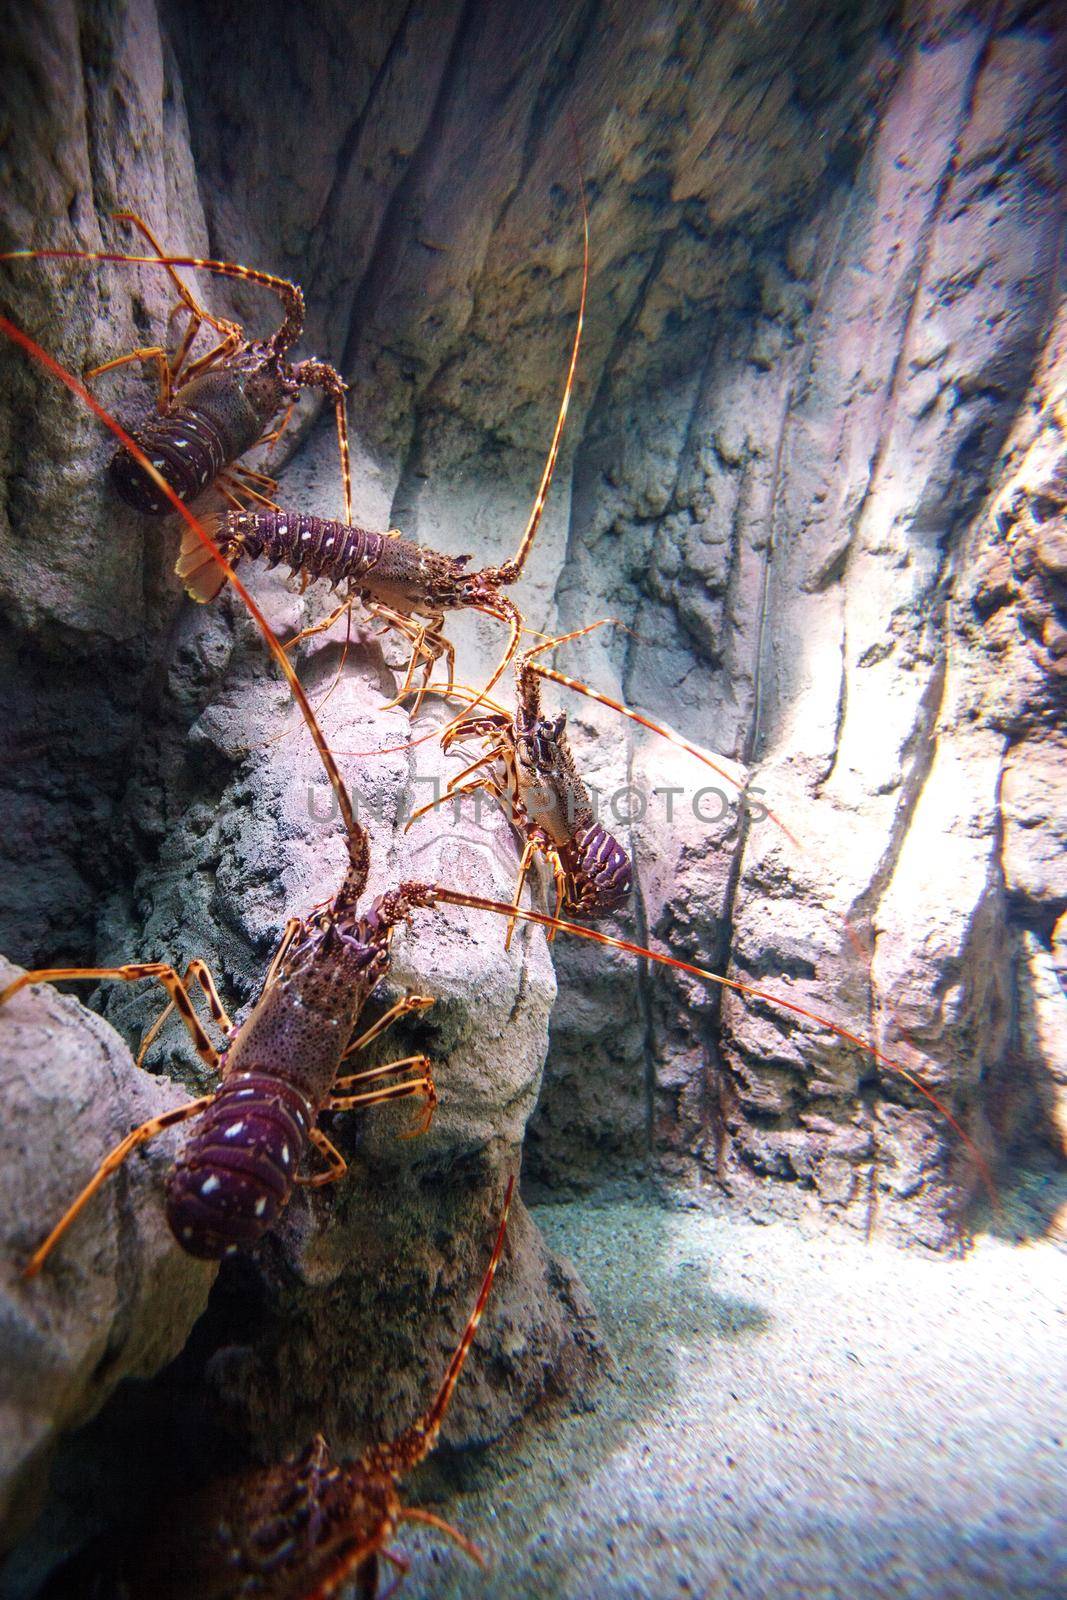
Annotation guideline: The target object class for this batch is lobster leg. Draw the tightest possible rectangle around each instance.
[327,1054,437,1136]
[214,470,281,513]
[405,768,507,830]
[23,1095,215,1278]
[134,957,235,1068]
[231,463,279,493]
[504,838,540,953]
[341,993,435,1059]
[177,329,243,385]
[296,1126,348,1188]
[112,211,241,339]
[0,963,223,1072]
[373,608,443,711]
[291,358,352,527]
[332,1054,435,1096]
[284,597,355,653]
[260,399,295,452]
[85,345,174,408]
[398,1509,485,1566]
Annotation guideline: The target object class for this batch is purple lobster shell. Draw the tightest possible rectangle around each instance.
[559,821,632,914]
[165,1072,313,1259]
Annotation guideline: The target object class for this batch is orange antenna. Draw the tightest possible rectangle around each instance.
[365,1174,515,1476]
[495,149,589,582]
[424,889,998,1210]
[1,245,304,347]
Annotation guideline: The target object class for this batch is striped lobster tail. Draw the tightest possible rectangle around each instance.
[110,406,229,516]
[175,510,386,603]
[164,1073,313,1259]
[559,822,632,915]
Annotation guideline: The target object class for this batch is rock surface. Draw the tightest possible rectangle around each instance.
[0,9,1063,1506]
[0,956,215,1556]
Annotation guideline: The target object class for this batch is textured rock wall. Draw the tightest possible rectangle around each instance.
[0,12,1063,1499]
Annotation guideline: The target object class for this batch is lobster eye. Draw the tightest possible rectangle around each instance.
[551,712,567,738]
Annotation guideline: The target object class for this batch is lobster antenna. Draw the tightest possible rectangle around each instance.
[496,148,589,583]
[0,314,363,870]
[425,889,998,1210]
[1,244,305,353]
[366,1175,515,1475]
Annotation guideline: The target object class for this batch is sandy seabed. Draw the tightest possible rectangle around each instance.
[400,1188,1066,1600]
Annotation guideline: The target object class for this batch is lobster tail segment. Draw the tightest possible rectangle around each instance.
[174,515,232,601]
[560,822,632,915]
[165,1074,312,1258]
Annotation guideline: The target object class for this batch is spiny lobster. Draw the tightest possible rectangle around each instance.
[408,630,633,943]
[180,505,525,714]
[122,1179,513,1599]
[0,313,997,1273]
[1,211,354,522]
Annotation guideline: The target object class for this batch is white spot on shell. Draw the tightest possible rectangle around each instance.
[255,1197,267,1216]
[224,1121,245,1139]
[201,1176,220,1195]
[152,458,166,469]
[281,1144,290,1165]
[225,1245,239,1256]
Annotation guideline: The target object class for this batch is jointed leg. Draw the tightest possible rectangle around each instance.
[1,964,223,1072]
[327,1053,437,1136]
[284,597,354,654]
[214,470,281,512]
[375,611,439,711]
[296,1126,348,1188]
[259,400,295,453]
[231,463,279,493]
[85,345,174,408]
[134,957,235,1069]
[292,359,352,525]
[23,1095,214,1277]
[504,838,542,952]
[398,1508,484,1567]
[342,993,435,1059]
[112,211,241,339]
[178,331,242,385]
[405,770,507,831]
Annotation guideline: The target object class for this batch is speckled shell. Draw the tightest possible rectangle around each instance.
[165,1072,312,1259]
[163,916,390,1259]
[110,357,288,514]
[213,507,476,613]
[222,508,387,585]
[559,821,632,914]
[122,1437,397,1600]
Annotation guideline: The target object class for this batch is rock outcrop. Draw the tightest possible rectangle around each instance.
[0,956,216,1554]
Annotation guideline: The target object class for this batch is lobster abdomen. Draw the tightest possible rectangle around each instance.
[110,404,230,515]
[165,1072,312,1259]
[220,510,386,585]
[559,821,632,915]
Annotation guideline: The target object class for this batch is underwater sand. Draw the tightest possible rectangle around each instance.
[402,1194,1066,1600]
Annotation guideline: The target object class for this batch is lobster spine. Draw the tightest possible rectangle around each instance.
[165,1071,313,1259]
[223,509,386,586]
